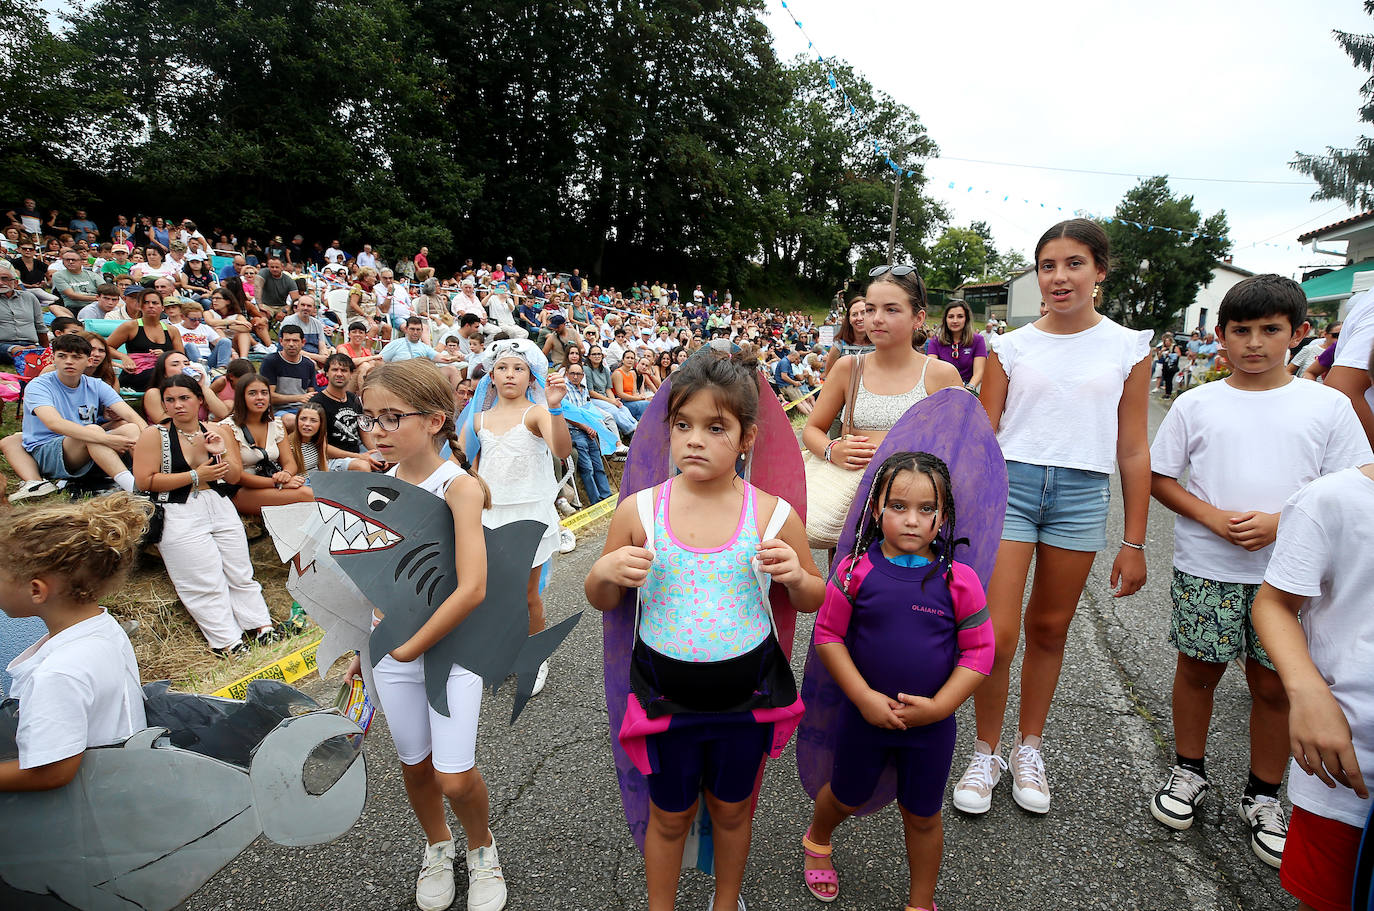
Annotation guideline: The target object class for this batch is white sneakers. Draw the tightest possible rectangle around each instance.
[1010,733,1051,814]
[416,839,456,911]
[416,836,508,911]
[952,733,1051,815]
[531,661,549,696]
[1240,795,1288,868]
[558,527,577,554]
[555,496,576,517]
[466,837,508,911]
[952,739,1007,814]
[1150,766,1210,830]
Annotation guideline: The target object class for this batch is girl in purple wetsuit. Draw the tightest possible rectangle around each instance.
[800,452,994,911]
[587,351,825,911]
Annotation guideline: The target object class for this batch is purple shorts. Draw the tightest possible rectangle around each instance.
[645,719,770,813]
[829,706,956,817]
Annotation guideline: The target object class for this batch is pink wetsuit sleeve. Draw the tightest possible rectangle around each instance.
[814,555,867,646]
[949,562,993,675]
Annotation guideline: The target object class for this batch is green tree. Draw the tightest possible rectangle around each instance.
[1100,176,1230,332]
[927,227,988,290]
[1292,1,1374,207]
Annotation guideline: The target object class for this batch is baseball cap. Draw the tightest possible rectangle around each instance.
[550,314,566,327]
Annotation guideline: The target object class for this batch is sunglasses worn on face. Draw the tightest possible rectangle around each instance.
[868,264,919,278]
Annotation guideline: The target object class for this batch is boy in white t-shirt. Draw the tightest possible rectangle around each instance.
[1253,460,1373,911]
[0,493,151,791]
[1147,275,1373,867]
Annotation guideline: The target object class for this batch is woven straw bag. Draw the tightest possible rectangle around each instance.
[803,353,866,549]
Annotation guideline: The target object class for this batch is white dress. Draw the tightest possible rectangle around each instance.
[477,406,562,567]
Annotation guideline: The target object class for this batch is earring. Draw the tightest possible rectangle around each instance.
[1092,284,1102,302]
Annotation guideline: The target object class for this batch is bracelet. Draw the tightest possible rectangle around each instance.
[1120,538,1145,551]
[824,439,840,463]
[188,468,200,498]
[547,406,565,416]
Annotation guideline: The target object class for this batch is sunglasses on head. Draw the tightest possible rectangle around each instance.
[868,264,919,278]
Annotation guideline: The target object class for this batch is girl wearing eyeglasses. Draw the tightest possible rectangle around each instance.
[342,359,507,911]
[801,266,963,551]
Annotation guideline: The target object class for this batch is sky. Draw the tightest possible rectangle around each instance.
[762,0,1374,280]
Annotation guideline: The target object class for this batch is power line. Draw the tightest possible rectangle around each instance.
[933,156,1314,187]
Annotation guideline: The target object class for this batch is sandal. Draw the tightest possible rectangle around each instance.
[906,904,938,911]
[802,828,839,903]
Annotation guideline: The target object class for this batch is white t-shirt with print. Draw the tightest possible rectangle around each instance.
[1264,467,1374,828]
[990,316,1152,474]
[1151,378,1372,583]
[1334,288,1374,411]
[6,610,146,769]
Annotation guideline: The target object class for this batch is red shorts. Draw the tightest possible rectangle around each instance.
[1280,804,1361,911]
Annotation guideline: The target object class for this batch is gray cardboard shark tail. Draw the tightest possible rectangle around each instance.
[0,682,366,911]
[270,473,582,723]
[507,613,582,722]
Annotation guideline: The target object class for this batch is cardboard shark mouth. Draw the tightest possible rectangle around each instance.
[317,501,403,555]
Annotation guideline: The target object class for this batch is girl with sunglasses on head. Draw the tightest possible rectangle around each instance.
[802,266,963,552]
[951,219,1150,817]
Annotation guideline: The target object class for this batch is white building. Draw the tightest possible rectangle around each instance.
[1298,210,1374,319]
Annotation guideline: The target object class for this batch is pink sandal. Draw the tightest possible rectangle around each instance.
[802,829,839,903]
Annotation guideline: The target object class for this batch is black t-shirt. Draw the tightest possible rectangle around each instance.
[311,389,365,453]
[14,257,47,286]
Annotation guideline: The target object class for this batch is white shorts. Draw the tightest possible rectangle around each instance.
[371,654,482,773]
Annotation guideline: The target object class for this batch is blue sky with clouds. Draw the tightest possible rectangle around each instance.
[763,0,1372,279]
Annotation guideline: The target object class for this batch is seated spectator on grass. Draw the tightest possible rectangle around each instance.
[130,246,179,284]
[260,323,318,432]
[0,261,49,365]
[206,287,258,358]
[279,295,334,366]
[436,312,484,360]
[131,375,280,658]
[75,282,128,322]
[561,364,613,503]
[172,302,233,368]
[279,401,332,479]
[381,316,463,383]
[219,373,315,516]
[100,243,132,278]
[10,334,146,496]
[105,288,185,392]
[773,347,813,415]
[310,353,383,471]
[142,351,231,424]
[48,250,98,319]
[180,256,218,303]
[255,255,299,315]
[337,321,383,388]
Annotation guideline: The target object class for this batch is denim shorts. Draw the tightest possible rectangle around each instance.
[1001,460,1111,552]
[30,436,95,480]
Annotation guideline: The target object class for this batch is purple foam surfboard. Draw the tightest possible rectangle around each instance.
[603,373,806,858]
[796,387,1007,816]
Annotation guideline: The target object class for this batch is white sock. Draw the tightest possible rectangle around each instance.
[113,471,135,492]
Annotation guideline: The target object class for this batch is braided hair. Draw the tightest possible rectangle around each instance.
[837,451,962,601]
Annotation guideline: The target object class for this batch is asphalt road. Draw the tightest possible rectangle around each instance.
[189,399,1291,911]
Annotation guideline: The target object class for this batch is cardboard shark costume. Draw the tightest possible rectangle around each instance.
[0,680,366,911]
[264,470,580,723]
[604,372,806,873]
[796,388,1007,814]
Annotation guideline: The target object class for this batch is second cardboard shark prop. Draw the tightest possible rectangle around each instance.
[0,680,365,911]
[263,471,580,723]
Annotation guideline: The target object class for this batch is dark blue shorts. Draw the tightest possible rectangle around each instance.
[645,720,770,813]
[829,706,956,818]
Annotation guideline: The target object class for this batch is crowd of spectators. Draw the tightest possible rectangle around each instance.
[0,202,832,653]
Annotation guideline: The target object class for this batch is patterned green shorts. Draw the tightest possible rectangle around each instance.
[1169,568,1273,669]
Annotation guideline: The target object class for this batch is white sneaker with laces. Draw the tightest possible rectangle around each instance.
[952,739,1006,814]
[466,837,508,911]
[11,479,58,501]
[531,661,549,696]
[706,890,746,911]
[1239,794,1287,868]
[556,496,576,517]
[558,527,577,554]
[416,839,456,911]
[1010,732,1051,814]
[1150,766,1209,830]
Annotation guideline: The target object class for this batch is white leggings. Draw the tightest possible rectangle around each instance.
[159,492,273,649]
[372,654,482,773]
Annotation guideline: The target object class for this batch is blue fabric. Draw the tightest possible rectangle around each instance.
[887,553,932,568]
[0,616,46,697]
[21,373,121,451]
[571,427,612,502]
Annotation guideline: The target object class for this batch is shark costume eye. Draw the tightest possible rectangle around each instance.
[366,487,399,511]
